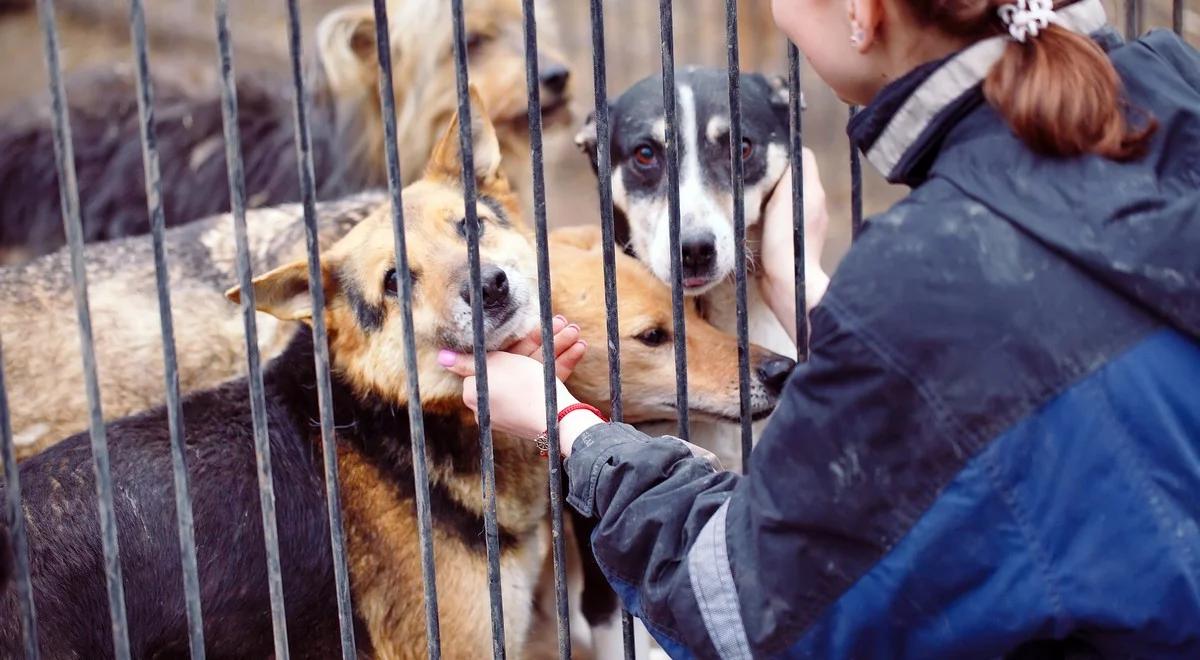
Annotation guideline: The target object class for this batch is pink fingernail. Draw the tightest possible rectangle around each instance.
[437,349,458,367]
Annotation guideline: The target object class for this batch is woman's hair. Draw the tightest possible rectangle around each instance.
[910,0,1156,160]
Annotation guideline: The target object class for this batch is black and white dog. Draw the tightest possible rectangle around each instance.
[576,67,804,468]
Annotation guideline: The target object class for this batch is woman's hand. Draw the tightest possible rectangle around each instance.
[438,317,590,442]
[760,148,832,343]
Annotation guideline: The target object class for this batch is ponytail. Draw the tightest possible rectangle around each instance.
[909,0,1156,161]
[984,24,1155,160]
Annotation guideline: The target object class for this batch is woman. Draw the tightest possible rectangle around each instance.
[441,0,1200,655]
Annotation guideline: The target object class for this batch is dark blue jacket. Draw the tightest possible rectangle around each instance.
[566,27,1200,659]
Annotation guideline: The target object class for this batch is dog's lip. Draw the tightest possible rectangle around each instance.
[654,400,776,424]
[683,276,712,289]
[439,305,521,354]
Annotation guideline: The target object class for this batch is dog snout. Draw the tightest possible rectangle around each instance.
[459,265,511,311]
[757,354,796,397]
[681,231,717,279]
[539,62,570,96]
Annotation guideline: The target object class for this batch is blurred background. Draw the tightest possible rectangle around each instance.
[0,0,1194,271]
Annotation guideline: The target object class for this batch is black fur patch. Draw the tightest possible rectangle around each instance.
[0,65,375,261]
[479,195,511,226]
[339,267,385,332]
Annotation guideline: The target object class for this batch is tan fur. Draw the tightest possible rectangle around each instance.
[316,0,572,202]
[549,225,787,425]
[222,90,551,657]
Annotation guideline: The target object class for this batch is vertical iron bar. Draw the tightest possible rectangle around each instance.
[369,1,442,656]
[586,1,636,654]
[125,1,205,656]
[724,0,753,470]
[449,1,507,656]
[0,341,38,660]
[1173,0,1182,35]
[658,0,690,443]
[787,44,808,360]
[33,2,131,657]
[587,0,623,433]
[519,1,572,657]
[281,1,358,656]
[1124,0,1141,39]
[212,1,291,656]
[849,106,863,241]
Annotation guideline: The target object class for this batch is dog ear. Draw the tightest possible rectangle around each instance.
[427,85,505,190]
[316,6,381,100]
[225,260,321,322]
[574,110,599,170]
[767,74,805,112]
[550,225,603,252]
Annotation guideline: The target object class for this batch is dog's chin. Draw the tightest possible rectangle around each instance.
[502,96,573,132]
[439,305,535,354]
[682,274,726,297]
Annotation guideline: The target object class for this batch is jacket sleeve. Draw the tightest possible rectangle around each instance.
[565,291,972,658]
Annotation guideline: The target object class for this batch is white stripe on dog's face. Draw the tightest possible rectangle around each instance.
[605,69,790,296]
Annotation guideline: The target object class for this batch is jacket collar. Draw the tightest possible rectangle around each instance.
[849,0,1111,187]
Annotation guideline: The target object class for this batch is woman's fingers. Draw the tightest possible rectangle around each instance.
[438,349,475,377]
[507,315,567,356]
[554,339,588,381]
[552,323,581,358]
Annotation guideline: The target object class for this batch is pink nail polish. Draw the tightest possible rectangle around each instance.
[437,349,457,367]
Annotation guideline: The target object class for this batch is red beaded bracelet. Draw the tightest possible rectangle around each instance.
[534,403,607,457]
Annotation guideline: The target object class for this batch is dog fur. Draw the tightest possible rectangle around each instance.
[0,0,571,264]
[575,67,807,469]
[0,93,795,658]
[0,87,554,659]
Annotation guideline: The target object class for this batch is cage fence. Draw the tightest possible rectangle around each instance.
[0,0,1192,658]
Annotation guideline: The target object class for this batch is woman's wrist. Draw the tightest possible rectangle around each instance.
[553,387,604,457]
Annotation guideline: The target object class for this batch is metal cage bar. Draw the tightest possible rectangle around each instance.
[280,1,358,656]
[369,1,443,656]
[518,1,573,658]
[0,341,38,659]
[658,0,691,443]
[585,0,638,655]
[448,1,508,656]
[724,0,755,470]
[787,44,809,359]
[34,1,132,656]
[1125,0,1142,39]
[1174,0,1183,35]
[850,106,864,241]
[212,1,292,655]
[124,0,206,655]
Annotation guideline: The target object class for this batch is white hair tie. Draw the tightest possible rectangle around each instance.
[997,0,1060,43]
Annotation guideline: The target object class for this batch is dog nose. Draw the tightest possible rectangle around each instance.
[540,63,570,96]
[757,355,796,397]
[482,265,510,309]
[680,233,717,276]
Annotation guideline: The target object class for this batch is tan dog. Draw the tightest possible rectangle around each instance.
[0,0,571,262]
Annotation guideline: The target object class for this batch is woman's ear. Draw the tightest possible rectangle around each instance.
[848,0,884,53]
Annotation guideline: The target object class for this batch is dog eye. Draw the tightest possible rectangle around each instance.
[456,216,486,239]
[634,326,669,347]
[740,138,753,160]
[632,144,658,169]
[383,269,418,297]
[466,32,489,52]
